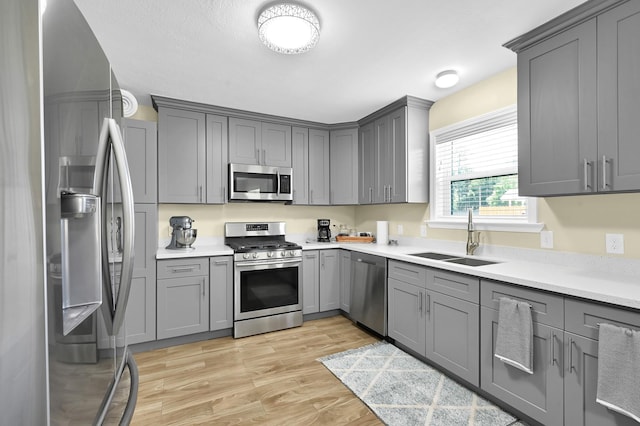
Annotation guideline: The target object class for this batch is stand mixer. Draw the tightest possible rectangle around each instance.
[166,216,197,249]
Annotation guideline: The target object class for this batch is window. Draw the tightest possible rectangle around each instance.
[429,105,541,232]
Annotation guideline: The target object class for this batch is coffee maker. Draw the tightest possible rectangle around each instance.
[166,216,197,249]
[317,219,331,242]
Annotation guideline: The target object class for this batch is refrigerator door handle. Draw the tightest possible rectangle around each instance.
[93,118,136,336]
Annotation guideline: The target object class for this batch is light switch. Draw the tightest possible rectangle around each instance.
[540,231,553,249]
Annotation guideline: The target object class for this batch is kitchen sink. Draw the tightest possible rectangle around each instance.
[409,252,459,260]
[443,257,499,267]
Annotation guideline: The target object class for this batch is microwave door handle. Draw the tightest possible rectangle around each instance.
[276,170,280,195]
[108,118,135,336]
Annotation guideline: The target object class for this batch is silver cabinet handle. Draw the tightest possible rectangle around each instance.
[388,186,392,202]
[263,149,266,165]
[255,148,260,164]
[201,278,205,297]
[418,291,423,314]
[369,187,373,203]
[172,267,195,273]
[569,338,576,373]
[583,159,591,191]
[601,155,610,190]
[426,293,431,316]
[310,189,314,204]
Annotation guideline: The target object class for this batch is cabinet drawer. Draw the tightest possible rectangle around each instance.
[428,269,479,303]
[480,280,564,328]
[565,298,640,340]
[157,258,209,279]
[388,260,427,288]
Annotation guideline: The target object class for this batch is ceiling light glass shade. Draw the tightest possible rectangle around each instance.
[258,3,320,54]
[435,70,459,88]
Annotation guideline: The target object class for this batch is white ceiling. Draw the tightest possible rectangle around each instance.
[74,0,585,124]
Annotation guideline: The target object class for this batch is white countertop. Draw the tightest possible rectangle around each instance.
[156,240,640,310]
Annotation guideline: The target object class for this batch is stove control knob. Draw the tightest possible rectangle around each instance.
[267,251,274,258]
[288,250,294,257]
[280,251,286,257]
[243,253,250,259]
[252,252,258,259]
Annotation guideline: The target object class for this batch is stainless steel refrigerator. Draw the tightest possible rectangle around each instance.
[42,0,138,423]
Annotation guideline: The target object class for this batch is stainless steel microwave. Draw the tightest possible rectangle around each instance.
[228,163,293,202]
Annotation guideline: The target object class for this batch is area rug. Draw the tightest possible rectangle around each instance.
[318,341,520,426]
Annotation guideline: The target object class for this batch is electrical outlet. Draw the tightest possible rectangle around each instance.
[397,224,404,235]
[540,231,553,249]
[606,233,624,254]
[420,224,427,237]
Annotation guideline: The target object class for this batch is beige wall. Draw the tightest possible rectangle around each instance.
[153,66,640,258]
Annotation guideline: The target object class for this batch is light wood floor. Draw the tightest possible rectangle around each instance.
[131,315,383,425]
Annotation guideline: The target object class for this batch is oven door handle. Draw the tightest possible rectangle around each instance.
[236,258,301,268]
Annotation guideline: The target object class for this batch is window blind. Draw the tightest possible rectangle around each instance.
[432,108,525,219]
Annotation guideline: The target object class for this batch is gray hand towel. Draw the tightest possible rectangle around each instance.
[596,323,640,423]
[494,297,533,374]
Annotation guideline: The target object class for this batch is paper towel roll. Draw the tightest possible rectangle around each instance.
[376,221,389,245]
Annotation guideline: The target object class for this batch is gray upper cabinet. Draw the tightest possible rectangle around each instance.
[158,107,206,203]
[228,118,292,167]
[308,128,330,205]
[597,1,640,192]
[205,115,228,204]
[510,0,640,196]
[291,126,309,204]
[121,118,157,204]
[358,122,375,204]
[329,127,359,205]
[358,97,431,204]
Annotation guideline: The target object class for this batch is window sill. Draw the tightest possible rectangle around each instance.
[427,219,544,233]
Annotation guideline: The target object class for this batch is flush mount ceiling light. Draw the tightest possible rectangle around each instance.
[435,70,460,89]
[257,3,320,54]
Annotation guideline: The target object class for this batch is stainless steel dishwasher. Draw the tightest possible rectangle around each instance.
[350,252,387,336]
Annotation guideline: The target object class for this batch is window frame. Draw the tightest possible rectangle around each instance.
[428,105,543,233]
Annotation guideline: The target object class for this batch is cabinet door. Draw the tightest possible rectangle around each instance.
[388,278,426,356]
[426,291,479,386]
[121,118,157,203]
[302,251,320,314]
[319,249,340,311]
[517,19,597,196]
[387,108,407,203]
[228,117,260,165]
[210,256,233,331]
[291,126,309,204]
[308,129,330,205]
[480,307,564,425]
[373,116,388,203]
[206,114,228,204]
[597,2,640,192]
[158,107,206,203]
[564,332,638,426]
[157,275,209,339]
[358,122,375,204]
[261,122,292,167]
[339,250,351,313]
[329,128,358,204]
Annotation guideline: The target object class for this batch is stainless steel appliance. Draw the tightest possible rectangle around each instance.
[225,222,303,338]
[166,216,197,250]
[41,0,138,423]
[229,163,293,202]
[350,252,387,336]
[317,218,331,242]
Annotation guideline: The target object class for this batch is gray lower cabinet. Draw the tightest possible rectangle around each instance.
[209,256,233,331]
[308,129,330,205]
[339,250,351,313]
[563,298,640,426]
[480,280,565,425]
[319,249,340,311]
[291,126,309,204]
[329,127,358,204]
[156,258,209,339]
[302,251,320,314]
[388,277,426,356]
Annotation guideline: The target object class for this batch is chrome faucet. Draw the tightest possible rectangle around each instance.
[466,208,480,255]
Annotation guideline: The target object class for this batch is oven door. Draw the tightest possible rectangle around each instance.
[234,257,302,321]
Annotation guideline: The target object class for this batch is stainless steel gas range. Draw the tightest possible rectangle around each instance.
[225,222,303,338]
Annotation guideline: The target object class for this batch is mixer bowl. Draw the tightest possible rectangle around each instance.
[176,228,197,247]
